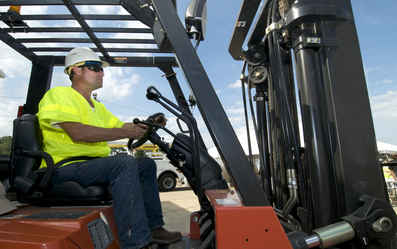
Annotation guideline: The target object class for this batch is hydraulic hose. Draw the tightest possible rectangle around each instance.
[274,207,301,230]
[240,61,254,165]
[267,0,286,208]
[271,0,293,172]
[247,66,272,199]
[270,0,308,210]
[266,0,294,209]
[282,169,298,218]
[274,32,308,209]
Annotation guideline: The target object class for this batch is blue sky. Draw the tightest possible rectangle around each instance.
[0,1,397,151]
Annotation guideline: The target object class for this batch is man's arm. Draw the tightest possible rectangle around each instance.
[59,122,147,143]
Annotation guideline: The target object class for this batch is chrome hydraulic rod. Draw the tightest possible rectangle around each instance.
[305,221,355,248]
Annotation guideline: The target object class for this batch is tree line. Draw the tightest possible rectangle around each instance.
[0,136,12,156]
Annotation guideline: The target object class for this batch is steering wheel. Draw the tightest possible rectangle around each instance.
[127,112,165,150]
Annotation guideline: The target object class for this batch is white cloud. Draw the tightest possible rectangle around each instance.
[0,41,31,137]
[225,100,244,116]
[97,68,139,100]
[79,5,119,15]
[53,20,81,29]
[0,92,25,137]
[234,100,243,106]
[20,6,50,15]
[370,91,397,144]
[371,91,397,119]
[51,71,73,88]
[228,79,241,89]
[374,79,393,85]
[228,115,245,126]
[226,107,244,114]
[0,43,31,79]
[365,66,381,74]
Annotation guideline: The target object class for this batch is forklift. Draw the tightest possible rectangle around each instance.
[0,0,396,248]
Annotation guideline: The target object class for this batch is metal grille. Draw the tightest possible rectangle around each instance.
[0,0,176,67]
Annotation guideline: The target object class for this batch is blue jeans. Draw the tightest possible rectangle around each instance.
[50,154,165,249]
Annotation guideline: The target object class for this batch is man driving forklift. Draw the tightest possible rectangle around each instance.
[36,47,182,249]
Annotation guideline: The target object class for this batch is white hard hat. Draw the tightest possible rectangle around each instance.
[64,47,110,75]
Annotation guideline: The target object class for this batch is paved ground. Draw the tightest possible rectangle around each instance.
[160,186,397,234]
[160,186,199,234]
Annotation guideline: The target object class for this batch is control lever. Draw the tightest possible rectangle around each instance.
[133,118,163,131]
[145,86,210,212]
[146,86,162,102]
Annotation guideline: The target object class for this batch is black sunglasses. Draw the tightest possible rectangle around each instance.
[80,64,104,73]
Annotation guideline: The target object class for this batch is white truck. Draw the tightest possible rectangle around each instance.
[152,155,187,191]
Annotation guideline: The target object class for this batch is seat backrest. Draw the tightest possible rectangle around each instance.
[10,114,43,189]
[10,114,111,205]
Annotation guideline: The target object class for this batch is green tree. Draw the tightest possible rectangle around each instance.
[0,136,12,156]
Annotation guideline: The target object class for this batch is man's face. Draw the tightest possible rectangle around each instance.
[80,64,105,90]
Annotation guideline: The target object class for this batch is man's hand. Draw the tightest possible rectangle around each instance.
[158,117,167,127]
[151,113,167,127]
[121,123,147,139]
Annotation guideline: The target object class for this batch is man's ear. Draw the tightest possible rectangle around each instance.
[72,66,82,75]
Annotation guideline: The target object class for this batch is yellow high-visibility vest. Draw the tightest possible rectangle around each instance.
[37,86,124,168]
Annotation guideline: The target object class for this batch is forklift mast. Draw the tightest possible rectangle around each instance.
[227,0,397,247]
[230,0,387,227]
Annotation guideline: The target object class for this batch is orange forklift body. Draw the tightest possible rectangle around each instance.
[0,205,120,249]
[205,189,292,249]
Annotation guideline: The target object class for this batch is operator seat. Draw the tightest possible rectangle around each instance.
[10,114,111,205]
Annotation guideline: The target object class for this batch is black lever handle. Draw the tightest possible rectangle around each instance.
[146,86,162,102]
[133,118,165,131]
